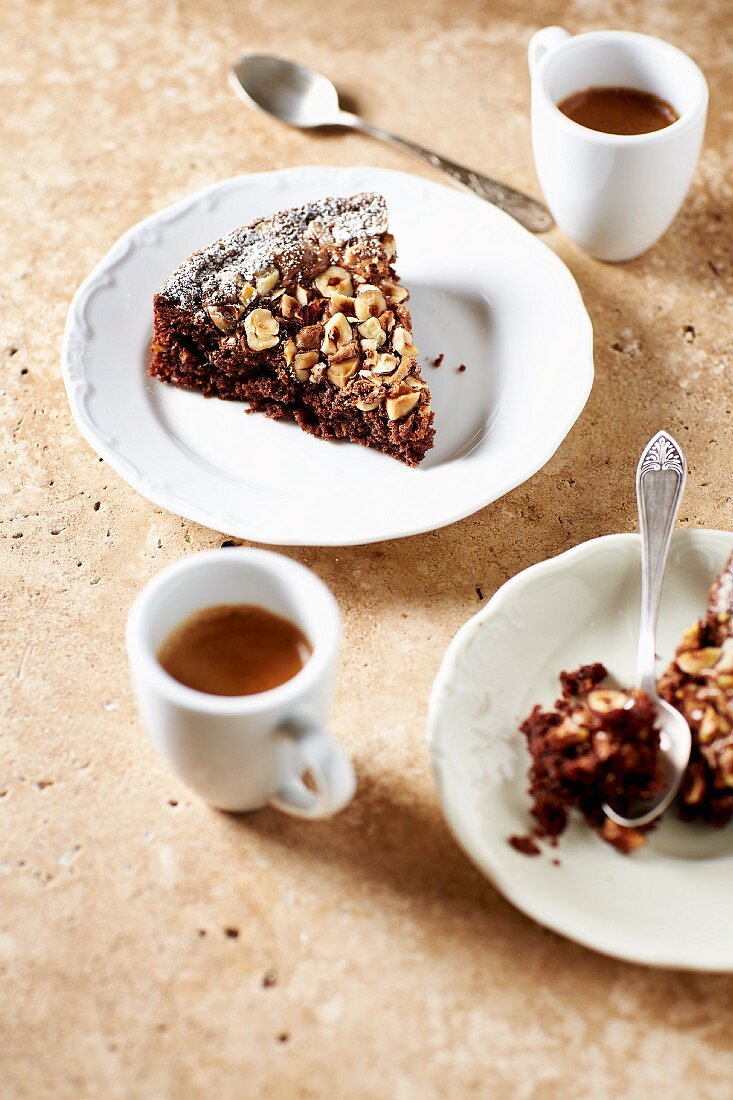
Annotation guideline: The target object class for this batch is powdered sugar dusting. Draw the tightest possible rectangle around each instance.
[158,192,388,309]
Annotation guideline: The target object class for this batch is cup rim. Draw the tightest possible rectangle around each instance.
[534,29,709,146]
[125,547,340,715]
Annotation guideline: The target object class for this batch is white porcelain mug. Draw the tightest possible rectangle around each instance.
[126,548,356,816]
[529,27,708,261]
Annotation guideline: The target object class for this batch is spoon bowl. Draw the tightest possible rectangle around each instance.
[604,696,692,827]
[230,55,342,128]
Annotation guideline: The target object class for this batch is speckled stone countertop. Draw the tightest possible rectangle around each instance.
[3,1,733,1097]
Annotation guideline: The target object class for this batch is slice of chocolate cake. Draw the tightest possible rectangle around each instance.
[659,551,733,826]
[150,193,434,466]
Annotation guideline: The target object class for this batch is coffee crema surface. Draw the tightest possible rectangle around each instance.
[557,86,679,135]
[158,604,312,696]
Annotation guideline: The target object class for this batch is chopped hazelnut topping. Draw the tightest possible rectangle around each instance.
[385,360,411,388]
[329,340,359,365]
[677,648,722,675]
[354,284,387,321]
[315,266,354,298]
[381,280,409,304]
[292,350,319,382]
[244,308,279,351]
[329,291,355,316]
[283,338,297,366]
[373,353,399,375]
[358,316,386,347]
[392,325,419,358]
[586,690,630,715]
[327,357,359,389]
[280,294,299,319]
[206,302,243,333]
[239,284,258,308]
[255,266,280,297]
[322,313,353,355]
[386,391,420,420]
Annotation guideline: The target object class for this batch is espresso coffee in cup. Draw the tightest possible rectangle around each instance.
[557,86,679,135]
[158,604,312,697]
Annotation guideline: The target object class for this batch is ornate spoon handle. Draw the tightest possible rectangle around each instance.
[635,431,687,695]
[341,114,554,234]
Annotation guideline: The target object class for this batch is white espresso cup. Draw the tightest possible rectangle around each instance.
[126,548,356,816]
[529,27,708,261]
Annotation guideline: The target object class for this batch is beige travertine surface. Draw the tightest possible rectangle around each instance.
[2,1,733,1096]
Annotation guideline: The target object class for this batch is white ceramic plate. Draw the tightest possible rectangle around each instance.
[61,167,593,546]
[428,529,733,970]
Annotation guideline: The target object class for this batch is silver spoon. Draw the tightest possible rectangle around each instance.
[229,54,553,234]
[603,430,692,828]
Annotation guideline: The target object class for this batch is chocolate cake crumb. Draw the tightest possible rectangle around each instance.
[558,663,607,701]
[509,834,541,856]
[518,664,665,854]
[432,353,444,368]
[457,363,466,373]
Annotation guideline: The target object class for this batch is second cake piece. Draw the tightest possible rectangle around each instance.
[659,551,733,825]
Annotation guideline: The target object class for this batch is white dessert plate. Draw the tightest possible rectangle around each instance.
[428,529,733,970]
[62,166,593,546]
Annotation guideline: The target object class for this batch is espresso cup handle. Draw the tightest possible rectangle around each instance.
[528,26,570,76]
[271,720,356,819]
